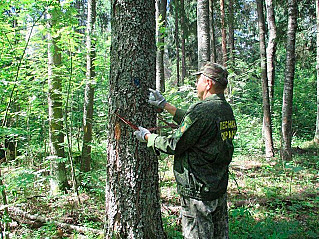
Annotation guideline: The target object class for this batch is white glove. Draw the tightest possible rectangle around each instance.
[148,88,167,109]
[134,126,150,143]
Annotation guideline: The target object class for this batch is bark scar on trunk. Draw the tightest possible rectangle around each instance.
[115,122,121,141]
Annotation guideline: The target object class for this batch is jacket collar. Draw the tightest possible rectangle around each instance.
[203,93,225,102]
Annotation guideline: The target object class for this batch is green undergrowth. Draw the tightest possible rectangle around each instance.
[1,138,318,238]
[160,146,319,238]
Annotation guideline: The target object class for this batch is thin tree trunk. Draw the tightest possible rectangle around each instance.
[228,0,235,64]
[181,0,186,84]
[315,0,319,144]
[0,168,9,239]
[106,0,166,237]
[256,0,274,158]
[81,0,97,172]
[156,0,167,92]
[281,0,298,160]
[197,0,210,69]
[210,0,217,62]
[66,46,81,204]
[174,0,180,86]
[47,4,69,193]
[220,0,227,66]
[265,0,277,107]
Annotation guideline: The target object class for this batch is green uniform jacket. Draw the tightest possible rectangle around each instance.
[147,94,237,201]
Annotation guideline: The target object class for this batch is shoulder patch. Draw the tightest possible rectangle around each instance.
[180,116,192,133]
[174,115,193,139]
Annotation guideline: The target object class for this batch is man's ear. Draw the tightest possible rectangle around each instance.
[206,79,213,90]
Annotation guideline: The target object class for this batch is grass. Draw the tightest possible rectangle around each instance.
[1,142,318,238]
[160,143,319,238]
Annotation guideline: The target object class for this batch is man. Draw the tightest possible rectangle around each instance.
[134,62,237,239]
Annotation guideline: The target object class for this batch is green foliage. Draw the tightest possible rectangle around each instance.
[162,213,183,239]
[229,207,304,239]
[0,0,318,237]
[79,168,106,199]
[15,222,58,239]
[3,167,51,200]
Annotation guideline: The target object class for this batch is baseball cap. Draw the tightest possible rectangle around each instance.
[193,62,228,86]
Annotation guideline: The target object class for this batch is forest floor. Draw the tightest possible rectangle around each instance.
[161,143,319,239]
[1,143,318,239]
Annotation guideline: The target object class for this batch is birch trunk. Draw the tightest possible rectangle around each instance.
[47,3,69,193]
[256,0,274,158]
[106,0,166,237]
[281,0,298,160]
[197,0,210,69]
[265,0,277,107]
[81,0,97,172]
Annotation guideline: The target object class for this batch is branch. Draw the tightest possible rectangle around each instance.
[1,9,45,127]
[7,207,104,236]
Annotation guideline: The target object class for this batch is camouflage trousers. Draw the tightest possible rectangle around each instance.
[180,193,229,239]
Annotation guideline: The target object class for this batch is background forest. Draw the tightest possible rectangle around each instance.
[0,0,318,238]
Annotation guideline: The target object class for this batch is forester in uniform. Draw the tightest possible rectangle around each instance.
[134,62,237,239]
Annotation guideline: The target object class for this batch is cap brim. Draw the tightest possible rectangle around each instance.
[191,71,203,76]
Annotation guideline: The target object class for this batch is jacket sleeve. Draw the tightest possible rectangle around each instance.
[147,104,204,155]
[173,108,186,124]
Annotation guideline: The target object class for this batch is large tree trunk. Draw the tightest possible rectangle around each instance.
[174,0,180,86]
[210,0,217,63]
[256,0,274,158]
[220,0,227,66]
[181,0,186,84]
[156,0,167,92]
[315,0,319,144]
[106,0,166,238]
[81,0,96,172]
[281,0,298,160]
[47,3,69,194]
[197,0,210,69]
[265,0,277,107]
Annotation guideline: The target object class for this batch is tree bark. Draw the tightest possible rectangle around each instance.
[220,0,227,66]
[156,0,167,92]
[106,0,166,238]
[0,168,9,239]
[81,0,97,172]
[47,2,69,193]
[265,0,277,107]
[256,0,275,158]
[228,0,235,64]
[174,0,180,86]
[210,0,217,63]
[197,0,210,69]
[281,0,298,160]
[181,0,186,84]
[315,0,319,144]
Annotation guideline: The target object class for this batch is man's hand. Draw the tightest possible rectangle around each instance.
[134,126,150,143]
[148,88,167,109]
